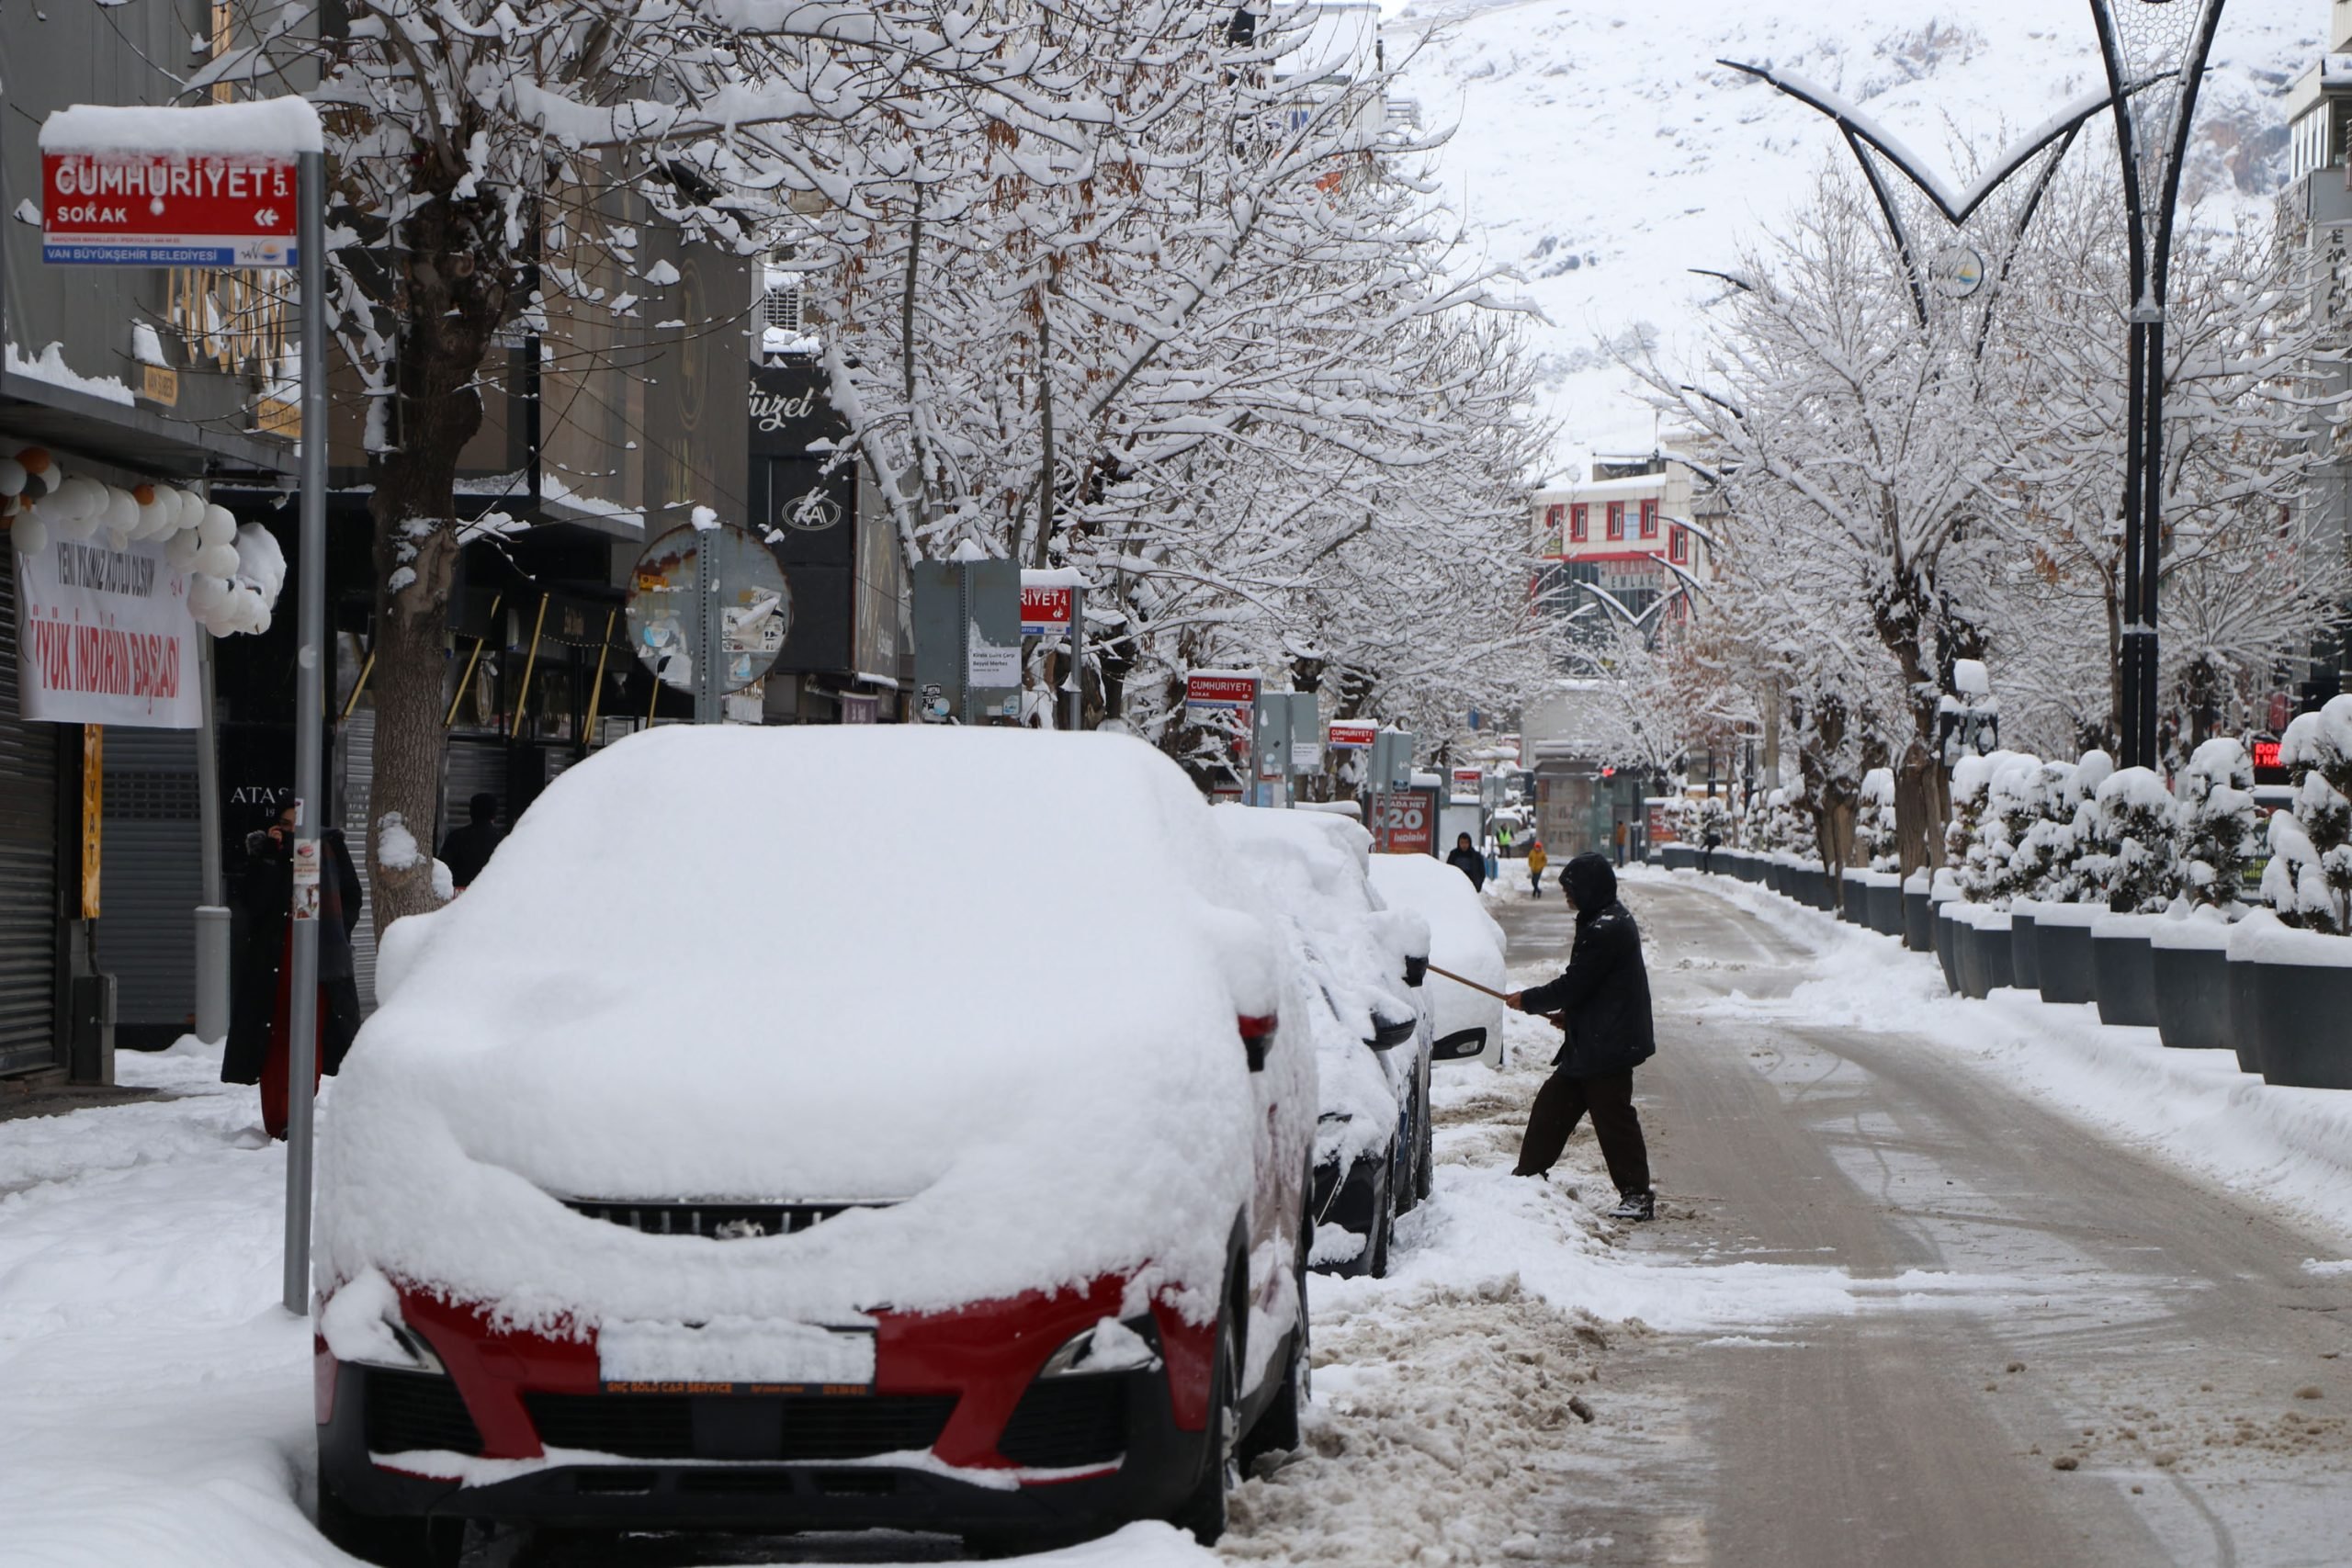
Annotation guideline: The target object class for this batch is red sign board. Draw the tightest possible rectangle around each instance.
[1450,767,1483,802]
[1372,789,1437,856]
[1645,802,1680,845]
[42,150,299,267]
[1020,585,1074,637]
[1328,719,1377,750]
[1184,672,1258,712]
[2251,738,2284,778]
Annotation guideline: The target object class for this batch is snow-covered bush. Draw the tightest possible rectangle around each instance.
[2174,738,2259,915]
[1980,753,2044,903]
[2092,766,2178,914]
[1945,750,2026,900]
[2263,695,2352,935]
[2007,759,2082,902]
[1857,768,1898,872]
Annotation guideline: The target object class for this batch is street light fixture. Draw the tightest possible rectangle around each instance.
[2088,0,2228,772]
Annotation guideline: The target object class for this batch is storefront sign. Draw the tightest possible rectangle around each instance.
[16,536,201,727]
[1185,671,1258,712]
[41,148,300,268]
[1451,767,1483,803]
[1327,719,1377,750]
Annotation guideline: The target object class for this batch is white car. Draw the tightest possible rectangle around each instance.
[1368,852,1510,1070]
[1211,807,1431,1279]
[312,728,1317,1561]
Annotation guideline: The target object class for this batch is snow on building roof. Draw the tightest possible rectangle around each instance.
[40,97,323,155]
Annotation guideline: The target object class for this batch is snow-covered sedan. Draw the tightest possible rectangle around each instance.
[1212,808,1431,1280]
[1367,851,1510,1070]
[312,728,1316,1562]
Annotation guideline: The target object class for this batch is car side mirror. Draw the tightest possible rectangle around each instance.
[1430,1027,1487,1062]
[1238,1014,1277,1073]
[1364,1012,1418,1051]
[1402,953,1428,988]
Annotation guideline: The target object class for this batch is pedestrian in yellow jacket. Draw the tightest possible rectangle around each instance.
[1527,840,1548,897]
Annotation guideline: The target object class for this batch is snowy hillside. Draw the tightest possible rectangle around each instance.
[1390,0,2323,468]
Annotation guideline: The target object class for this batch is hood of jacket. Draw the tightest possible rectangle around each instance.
[1566,852,1617,917]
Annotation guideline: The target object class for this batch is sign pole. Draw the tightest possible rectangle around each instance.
[282,148,327,1317]
[1066,585,1084,732]
[695,533,721,725]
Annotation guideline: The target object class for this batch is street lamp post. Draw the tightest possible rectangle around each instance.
[2088,0,2228,771]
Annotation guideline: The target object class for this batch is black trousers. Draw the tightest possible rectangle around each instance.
[1513,1066,1651,1195]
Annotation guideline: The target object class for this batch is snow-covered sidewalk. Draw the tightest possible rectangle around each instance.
[1651,865,2352,1258]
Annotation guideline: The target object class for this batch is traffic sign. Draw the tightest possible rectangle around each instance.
[1185,671,1258,712]
[627,524,792,711]
[1328,719,1378,750]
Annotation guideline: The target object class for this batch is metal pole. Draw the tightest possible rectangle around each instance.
[695,537,722,725]
[282,148,327,1318]
[2120,315,2148,766]
[957,562,973,727]
[2135,313,2165,767]
[193,629,229,1044]
[1066,586,1083,732]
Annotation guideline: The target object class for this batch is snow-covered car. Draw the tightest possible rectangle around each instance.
[1367,852,1510,1070]
[312,728,1316,1562]
[1212,807,1431,1280]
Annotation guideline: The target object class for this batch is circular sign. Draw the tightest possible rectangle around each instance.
[625,523,793,694]
[1931,243,1986,299]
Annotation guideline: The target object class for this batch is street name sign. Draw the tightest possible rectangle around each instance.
[37,101,321,269]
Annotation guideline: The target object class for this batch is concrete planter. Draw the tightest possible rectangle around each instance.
[1804,866,1835,911]
[1838,871,1870,924]
[2090,912,2161,1029]
[1902,874,1934,952]
[2229,918,2352,1089]
[2032,904,2099,1006]
[1932,900,1961,994]
[2007,899,2041,993]
[1738,852,1763,884]
[1863,873,1905,937]
[1955,907,2013,999]
[2150,916,2232,1052]
[1765,858,1788,897]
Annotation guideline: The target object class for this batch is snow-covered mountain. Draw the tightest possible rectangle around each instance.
[1390,0,2323,468]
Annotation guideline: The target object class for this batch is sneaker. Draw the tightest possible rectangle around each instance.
[1609,1190,1656,1222]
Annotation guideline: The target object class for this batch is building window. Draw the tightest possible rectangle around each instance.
[1668,525,1690,564]
[1569,503,1589,542]
[1544,504,1565,551]
[1639,500,1659,539]
[1606,502,1625,540]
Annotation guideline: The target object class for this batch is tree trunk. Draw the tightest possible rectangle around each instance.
[363,195,504,930]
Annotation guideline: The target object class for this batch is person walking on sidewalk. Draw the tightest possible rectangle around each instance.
[1527,840,1548,897]
[1446,831,1487,891]
[1505,852,1657,1220]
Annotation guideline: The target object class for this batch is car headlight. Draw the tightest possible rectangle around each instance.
[1037,1315,1163,1377]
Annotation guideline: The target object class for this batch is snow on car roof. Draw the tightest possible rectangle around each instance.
[322,727,1306,1331]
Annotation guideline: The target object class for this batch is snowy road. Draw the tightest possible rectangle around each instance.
[6,872,2350,1567]
[1496,874,2352,1568]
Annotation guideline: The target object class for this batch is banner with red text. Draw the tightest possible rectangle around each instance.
[17,537,201,727]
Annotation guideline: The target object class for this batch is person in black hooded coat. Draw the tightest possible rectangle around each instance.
[1505,852,1657,1220]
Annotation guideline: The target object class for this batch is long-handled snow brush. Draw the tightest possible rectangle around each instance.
[1423,963,1510,1002]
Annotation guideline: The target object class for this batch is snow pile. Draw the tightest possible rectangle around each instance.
[2263,696,2352,935]
[1857,767,1898,872]
[2176,737,2259,915]
[38,96,323,154]
[320,728,1311,1333]
[1368,848,1509,1065]
[1213,807,1425,1172]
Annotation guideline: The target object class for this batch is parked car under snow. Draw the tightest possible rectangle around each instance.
[311,728,1317,1562]
[1367,850,1510,1070]
[1212,807,1432,1280]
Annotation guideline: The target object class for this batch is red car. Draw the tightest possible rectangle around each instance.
[312,728,1315,1562]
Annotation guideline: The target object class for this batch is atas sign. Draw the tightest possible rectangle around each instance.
[41,150,299,268]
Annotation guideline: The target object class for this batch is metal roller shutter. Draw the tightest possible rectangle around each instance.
[96,727,201,1044]
[0,557,62,1077]
[441,734,507,837]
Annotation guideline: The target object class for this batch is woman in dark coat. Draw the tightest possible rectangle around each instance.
[1446,832,1487,891]
[223,810,365,1134]
[1505,852,1657,1220]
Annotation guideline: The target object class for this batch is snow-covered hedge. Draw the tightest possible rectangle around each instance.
[2093,765,2177,914]
[1945,750,2029,901]
[2264,695,2352,935]
[1858,767,1897,873]
[2174,738,2258,916]
[1979,753,2044,904]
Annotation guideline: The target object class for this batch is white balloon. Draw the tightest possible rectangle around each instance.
[10,514,46,554]
[99,526,130,552]
[164,529,202,570]
[175,489,206,531]
[54,501,101,541]
[133,498,171,540]
[52,477,101,523]
[198,504,236,547]
[195,543,242,578]
[187,574,227,620]
[104,488,139,537]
